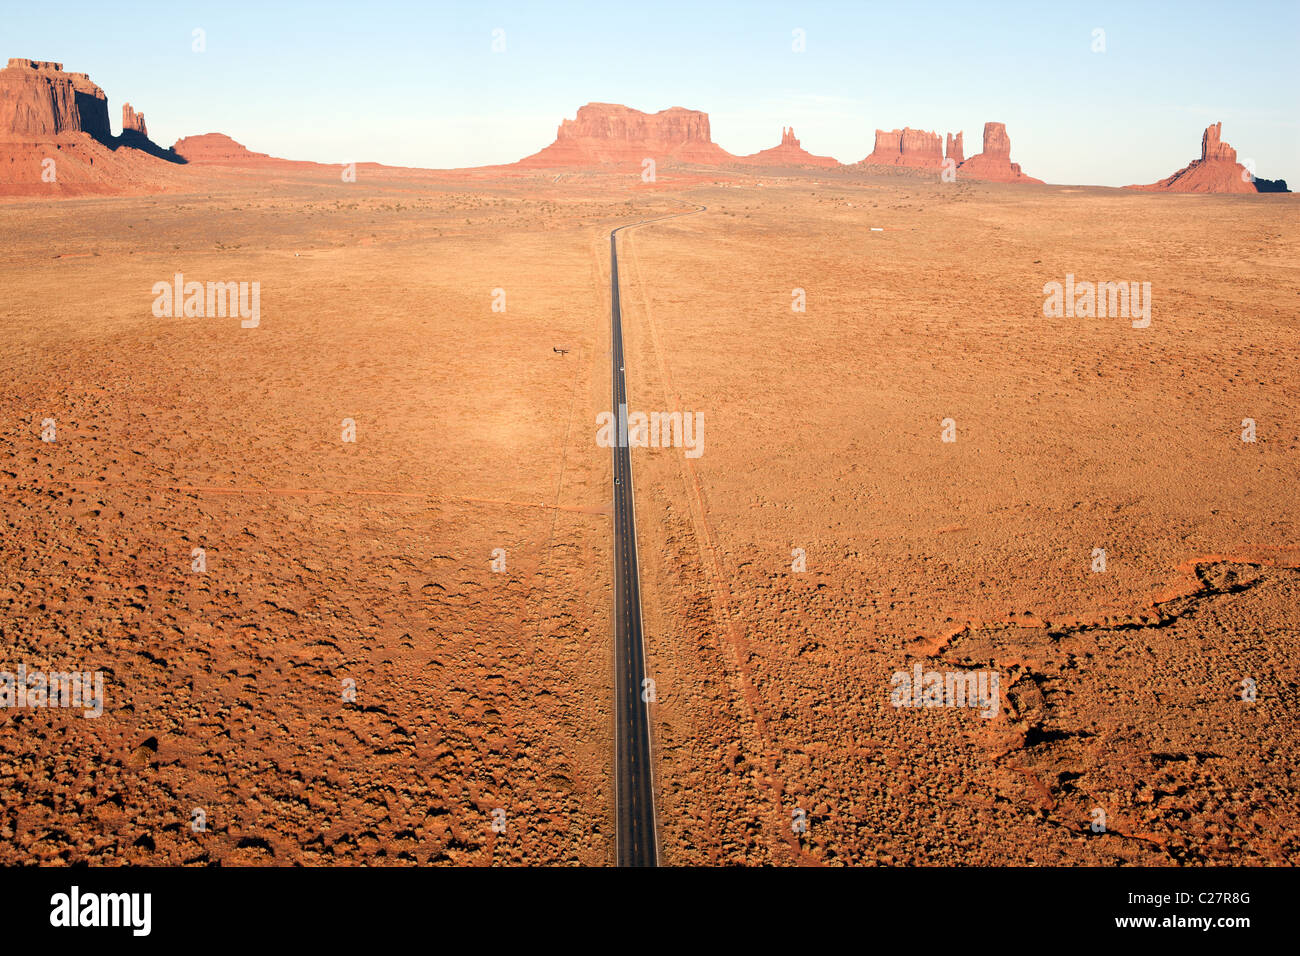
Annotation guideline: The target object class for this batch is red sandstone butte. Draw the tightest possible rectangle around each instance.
[172,132,276,165]
[0,58,182,196]
[737,126,838,167]
[946,131,964,164]
[0,59,112,144]
[1127,122,1289,194]
[860,127,945,168]
[957,122,1043,183]
[0,59,83,137]
[516,102,736,167]
[122,102,147,137]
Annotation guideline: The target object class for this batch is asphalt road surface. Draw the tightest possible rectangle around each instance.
[608,205,703,867]
[608,220,657,868]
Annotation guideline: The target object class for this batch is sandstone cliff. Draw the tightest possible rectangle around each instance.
[1127,122,1288,193]
[0,58,182,196]
[516,102,736,167]
[860,127,945,168]
[0,59,82,137]
[956,122,1043,183]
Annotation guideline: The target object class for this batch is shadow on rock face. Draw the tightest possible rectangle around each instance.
[117,129,187,165]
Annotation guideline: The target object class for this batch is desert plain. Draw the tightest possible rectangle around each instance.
[0,159,1297,866]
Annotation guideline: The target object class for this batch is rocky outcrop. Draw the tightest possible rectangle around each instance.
[1,59,136,146]
[956,122,1043,183]
[512,105,1045,181]
[946,132,964,164]
[172,133,274,164]
[861,127,945,168]
[0,59,82,137]
[122,103,147,137]
[1200,122,1235,163]
[516,102,735,167]
[69,72,110,142]
[981,121,1011,158]
[736,126,838,167]
[1127,122,1289,194]
[0,58,183,195]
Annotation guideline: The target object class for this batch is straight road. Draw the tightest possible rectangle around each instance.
[608,205,702,867]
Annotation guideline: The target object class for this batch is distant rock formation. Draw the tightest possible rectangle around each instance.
[861,127,945,168]
[1200,122,1235,162]
[516,102,736,167]
[1,58,158,148]
[509,105,1051,183]
[1127,122,1289,194]
[736,126,838,167]
[172,132,274,164]
[0,57,182,195]
[982,122,1011,158]
[956,122,1043,183]
[945,132,964,164]
[122,102,147,137]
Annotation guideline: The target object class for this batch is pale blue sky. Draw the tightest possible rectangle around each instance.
[7,0,1298,185]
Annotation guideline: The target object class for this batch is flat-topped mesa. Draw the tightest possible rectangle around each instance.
[8,58,63,71]
[0,57,82,136]
[0,58,114,142]
[0,57,186,195]
[122,102,147,137]
[1127,121,1288,193]
[171,132,273,164]
[516,102,735,166]
[561,102,712,143]
[946,131,964,164]
[861,127,945,168]
[956,121,1043,183]
[737,125,839,167]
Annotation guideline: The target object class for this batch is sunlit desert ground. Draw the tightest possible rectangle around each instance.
[1,166,1296,864]
[0,169,687,864]
[622,176,1300,863]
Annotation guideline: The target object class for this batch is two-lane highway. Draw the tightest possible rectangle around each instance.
[608,204,703,868]
[609,225,656,867]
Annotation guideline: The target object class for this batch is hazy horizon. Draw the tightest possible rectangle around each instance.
[7,0,1299,185]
